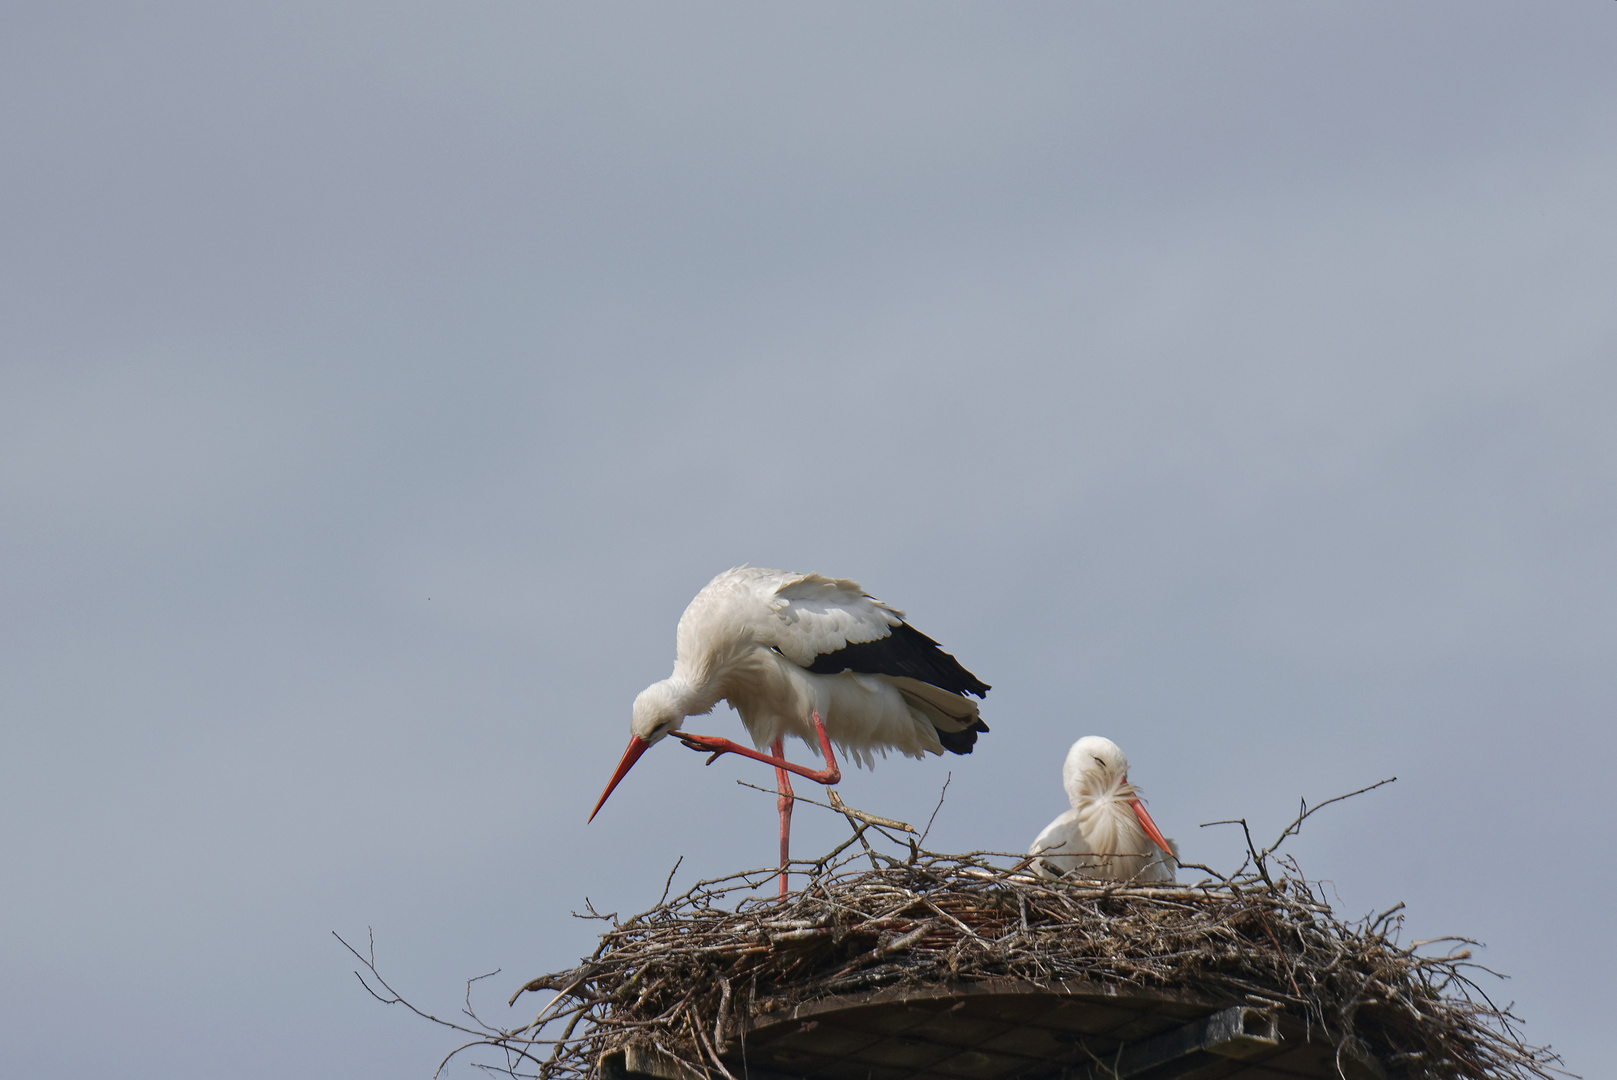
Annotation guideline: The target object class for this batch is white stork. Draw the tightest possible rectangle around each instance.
[1028,736,1178,883]
[589,567,990,894]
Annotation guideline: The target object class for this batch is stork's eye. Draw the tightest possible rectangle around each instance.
[1093,756,1107,769]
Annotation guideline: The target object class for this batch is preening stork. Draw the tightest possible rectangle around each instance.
[1028,736,1178,883]
[589,567,991,894]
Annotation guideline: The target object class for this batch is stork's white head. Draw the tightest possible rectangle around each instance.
[1060,735,1175,859]
[630,679,689,745]
[1062,735,1134,806]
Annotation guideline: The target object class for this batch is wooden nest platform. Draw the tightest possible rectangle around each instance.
[475,849,1558,1080]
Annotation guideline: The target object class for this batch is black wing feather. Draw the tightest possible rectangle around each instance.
[804,622,991,698]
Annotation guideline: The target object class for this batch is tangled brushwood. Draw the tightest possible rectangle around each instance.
[338,786,1562,1080]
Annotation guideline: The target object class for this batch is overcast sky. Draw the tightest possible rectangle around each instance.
[3,3,1614,1077]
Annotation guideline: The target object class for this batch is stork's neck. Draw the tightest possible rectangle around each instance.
[670,635,755,716]
[1072,776,1138,812]
[659,673,721,719]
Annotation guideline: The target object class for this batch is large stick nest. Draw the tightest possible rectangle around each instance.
[340,790,1562,1080]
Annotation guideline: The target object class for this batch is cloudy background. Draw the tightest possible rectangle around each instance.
[3,3,1614,1076]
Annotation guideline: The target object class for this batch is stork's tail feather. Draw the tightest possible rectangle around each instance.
[935,716,989,755]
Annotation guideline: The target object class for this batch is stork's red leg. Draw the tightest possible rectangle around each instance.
[673,711,842,786]
[773,736,794,897]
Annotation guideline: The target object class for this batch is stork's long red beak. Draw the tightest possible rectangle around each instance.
[1129,797,1175,857]
[589,736,652,822]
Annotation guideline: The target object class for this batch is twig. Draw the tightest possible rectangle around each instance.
[920,771,951,845]
[1201,816,1274,888]
[658,856,685,907]
[465,968,502,1020]
[735,779,915,833]
[826,789,884,870]
[1258,777,1397,866]
[1203,777,1398,888]
[827,788,914,833]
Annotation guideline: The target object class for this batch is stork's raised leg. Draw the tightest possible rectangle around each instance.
[674,710,842,785]
[675,711,842,895]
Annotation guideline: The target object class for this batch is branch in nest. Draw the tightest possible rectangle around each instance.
[733,779,915,833]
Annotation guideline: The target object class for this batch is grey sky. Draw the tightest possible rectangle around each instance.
[2,3,1614,1076]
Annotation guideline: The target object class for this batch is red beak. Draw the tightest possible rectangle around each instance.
[1128,796,1175,857]
[588,736,652,822]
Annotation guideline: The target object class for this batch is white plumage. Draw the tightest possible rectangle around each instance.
[1029,736,1178,883]
[642,567,986,766]
[590,567,990,894]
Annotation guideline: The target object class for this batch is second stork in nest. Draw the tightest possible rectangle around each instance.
[1029,735,1178,883]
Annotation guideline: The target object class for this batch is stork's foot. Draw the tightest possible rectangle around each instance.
[671,732,755,766]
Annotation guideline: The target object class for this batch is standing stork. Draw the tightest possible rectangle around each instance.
[1028,736,1178,883]
[589,567,990,894]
